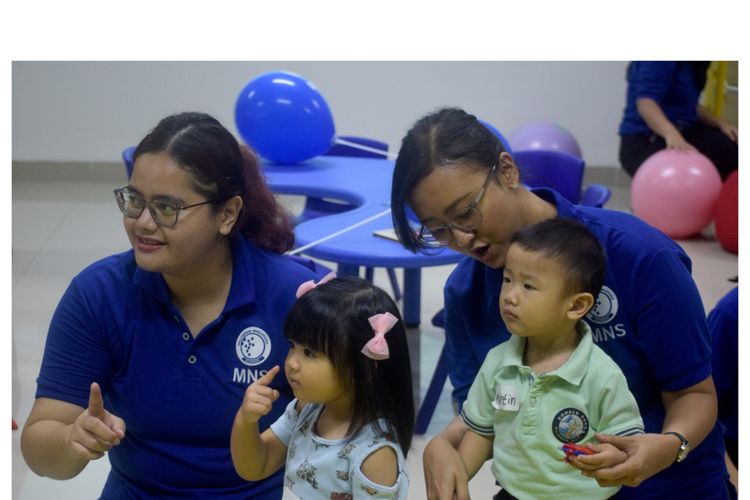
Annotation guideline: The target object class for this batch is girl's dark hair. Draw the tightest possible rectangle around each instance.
[284,276,414,456]
[391,107,506,253]
[133,112,295,253]
[510,217,606,298]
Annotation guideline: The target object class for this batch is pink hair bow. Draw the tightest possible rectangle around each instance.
[361,312,399,360]
[295,272,337,298]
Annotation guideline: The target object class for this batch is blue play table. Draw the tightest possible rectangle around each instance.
[262,156,462,326]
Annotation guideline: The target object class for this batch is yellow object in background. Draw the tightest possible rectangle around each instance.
[701,61,738,126]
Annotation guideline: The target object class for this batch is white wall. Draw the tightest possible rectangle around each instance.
[12,61,629,167]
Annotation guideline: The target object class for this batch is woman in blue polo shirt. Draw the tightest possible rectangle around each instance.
[618,61,738,180]
[21,112,318,499]
[390,108,732,499]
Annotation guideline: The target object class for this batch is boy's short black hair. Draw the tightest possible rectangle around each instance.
[509,217,606,297]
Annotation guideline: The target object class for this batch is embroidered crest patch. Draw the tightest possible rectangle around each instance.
[235,326,272,366]
[587,285,618,324]
[552,407,589,443]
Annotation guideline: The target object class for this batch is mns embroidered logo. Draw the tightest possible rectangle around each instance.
[235,326,272,366]
[587,286,618,325]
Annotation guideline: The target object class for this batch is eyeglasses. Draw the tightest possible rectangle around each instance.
[417,164,497,247]
[113,187,219,228]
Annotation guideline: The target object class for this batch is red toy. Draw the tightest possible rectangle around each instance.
[562,443,594,462]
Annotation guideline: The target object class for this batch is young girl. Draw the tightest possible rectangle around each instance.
[231,276,414,499]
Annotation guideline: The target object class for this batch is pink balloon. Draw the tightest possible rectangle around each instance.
[509,122,582,158]
[631,149,722,239]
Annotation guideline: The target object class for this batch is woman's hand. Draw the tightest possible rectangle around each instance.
[573,432,679,488]
[237,365,280,425]
[65,382,126,461]
[663,131,697,152]
[718,122,738,142]
[423,433,470,500]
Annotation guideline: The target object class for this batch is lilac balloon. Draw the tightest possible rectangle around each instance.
[509,122,582,158]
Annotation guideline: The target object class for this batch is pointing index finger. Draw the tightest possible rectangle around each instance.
[88,382,106,419]
[258,365,280,385]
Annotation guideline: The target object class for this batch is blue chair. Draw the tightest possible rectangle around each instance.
[122,146,136,179]
[580,183,612,208]
[513,149,612,208]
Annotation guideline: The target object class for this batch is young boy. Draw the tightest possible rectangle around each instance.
[458,218,644,500]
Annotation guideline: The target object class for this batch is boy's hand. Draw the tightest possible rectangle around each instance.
[65,382,126,461]
[238,365,280,425]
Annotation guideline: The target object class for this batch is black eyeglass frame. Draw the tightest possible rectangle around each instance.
[113,187,224,228]
[417,163,498,248]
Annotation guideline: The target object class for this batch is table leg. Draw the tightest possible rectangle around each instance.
[337,263,359,277]
[403,268,421,327]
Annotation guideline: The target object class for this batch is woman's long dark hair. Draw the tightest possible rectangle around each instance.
[134,112,295,253]
[284,276,414,456]
[390,107,506,252]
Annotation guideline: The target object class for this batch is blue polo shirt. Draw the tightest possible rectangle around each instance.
[444,188,729,498]
[619,61,701,136]
[707,287,738,445]
[35,235,317,499]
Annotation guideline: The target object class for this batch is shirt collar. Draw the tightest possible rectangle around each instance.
[132,254,170,304]
[550,321,594,386]
[132,234,258,311]
[530,187,577,219]
[223,235,257,311]
[497,320,594,386]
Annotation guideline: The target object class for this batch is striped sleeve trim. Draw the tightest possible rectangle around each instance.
[460,410,494,436]
[613,426,645,437]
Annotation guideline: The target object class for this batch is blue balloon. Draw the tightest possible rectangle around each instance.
[479,119,512,153]
[234,71,336,164]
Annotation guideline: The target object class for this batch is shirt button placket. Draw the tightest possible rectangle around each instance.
[522,374,540,434]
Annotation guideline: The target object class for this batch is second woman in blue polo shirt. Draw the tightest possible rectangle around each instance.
[390,107,731,499]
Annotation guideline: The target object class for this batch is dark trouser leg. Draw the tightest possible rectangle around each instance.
[683,122,738,180]
[619,133,665,177]
[620,124,738,180]
[493,489,517,500]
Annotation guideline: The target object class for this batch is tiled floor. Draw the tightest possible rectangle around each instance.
[11,164,738,499]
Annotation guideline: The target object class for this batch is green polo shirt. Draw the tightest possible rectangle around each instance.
[461,321,644,500]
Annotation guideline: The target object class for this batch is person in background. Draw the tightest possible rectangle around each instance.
[707,286,739,489]
[458,218,644,500]
[618,61,738,179]
[21,112,318,499]
[390,107,732,499]
[231,276,413,499]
